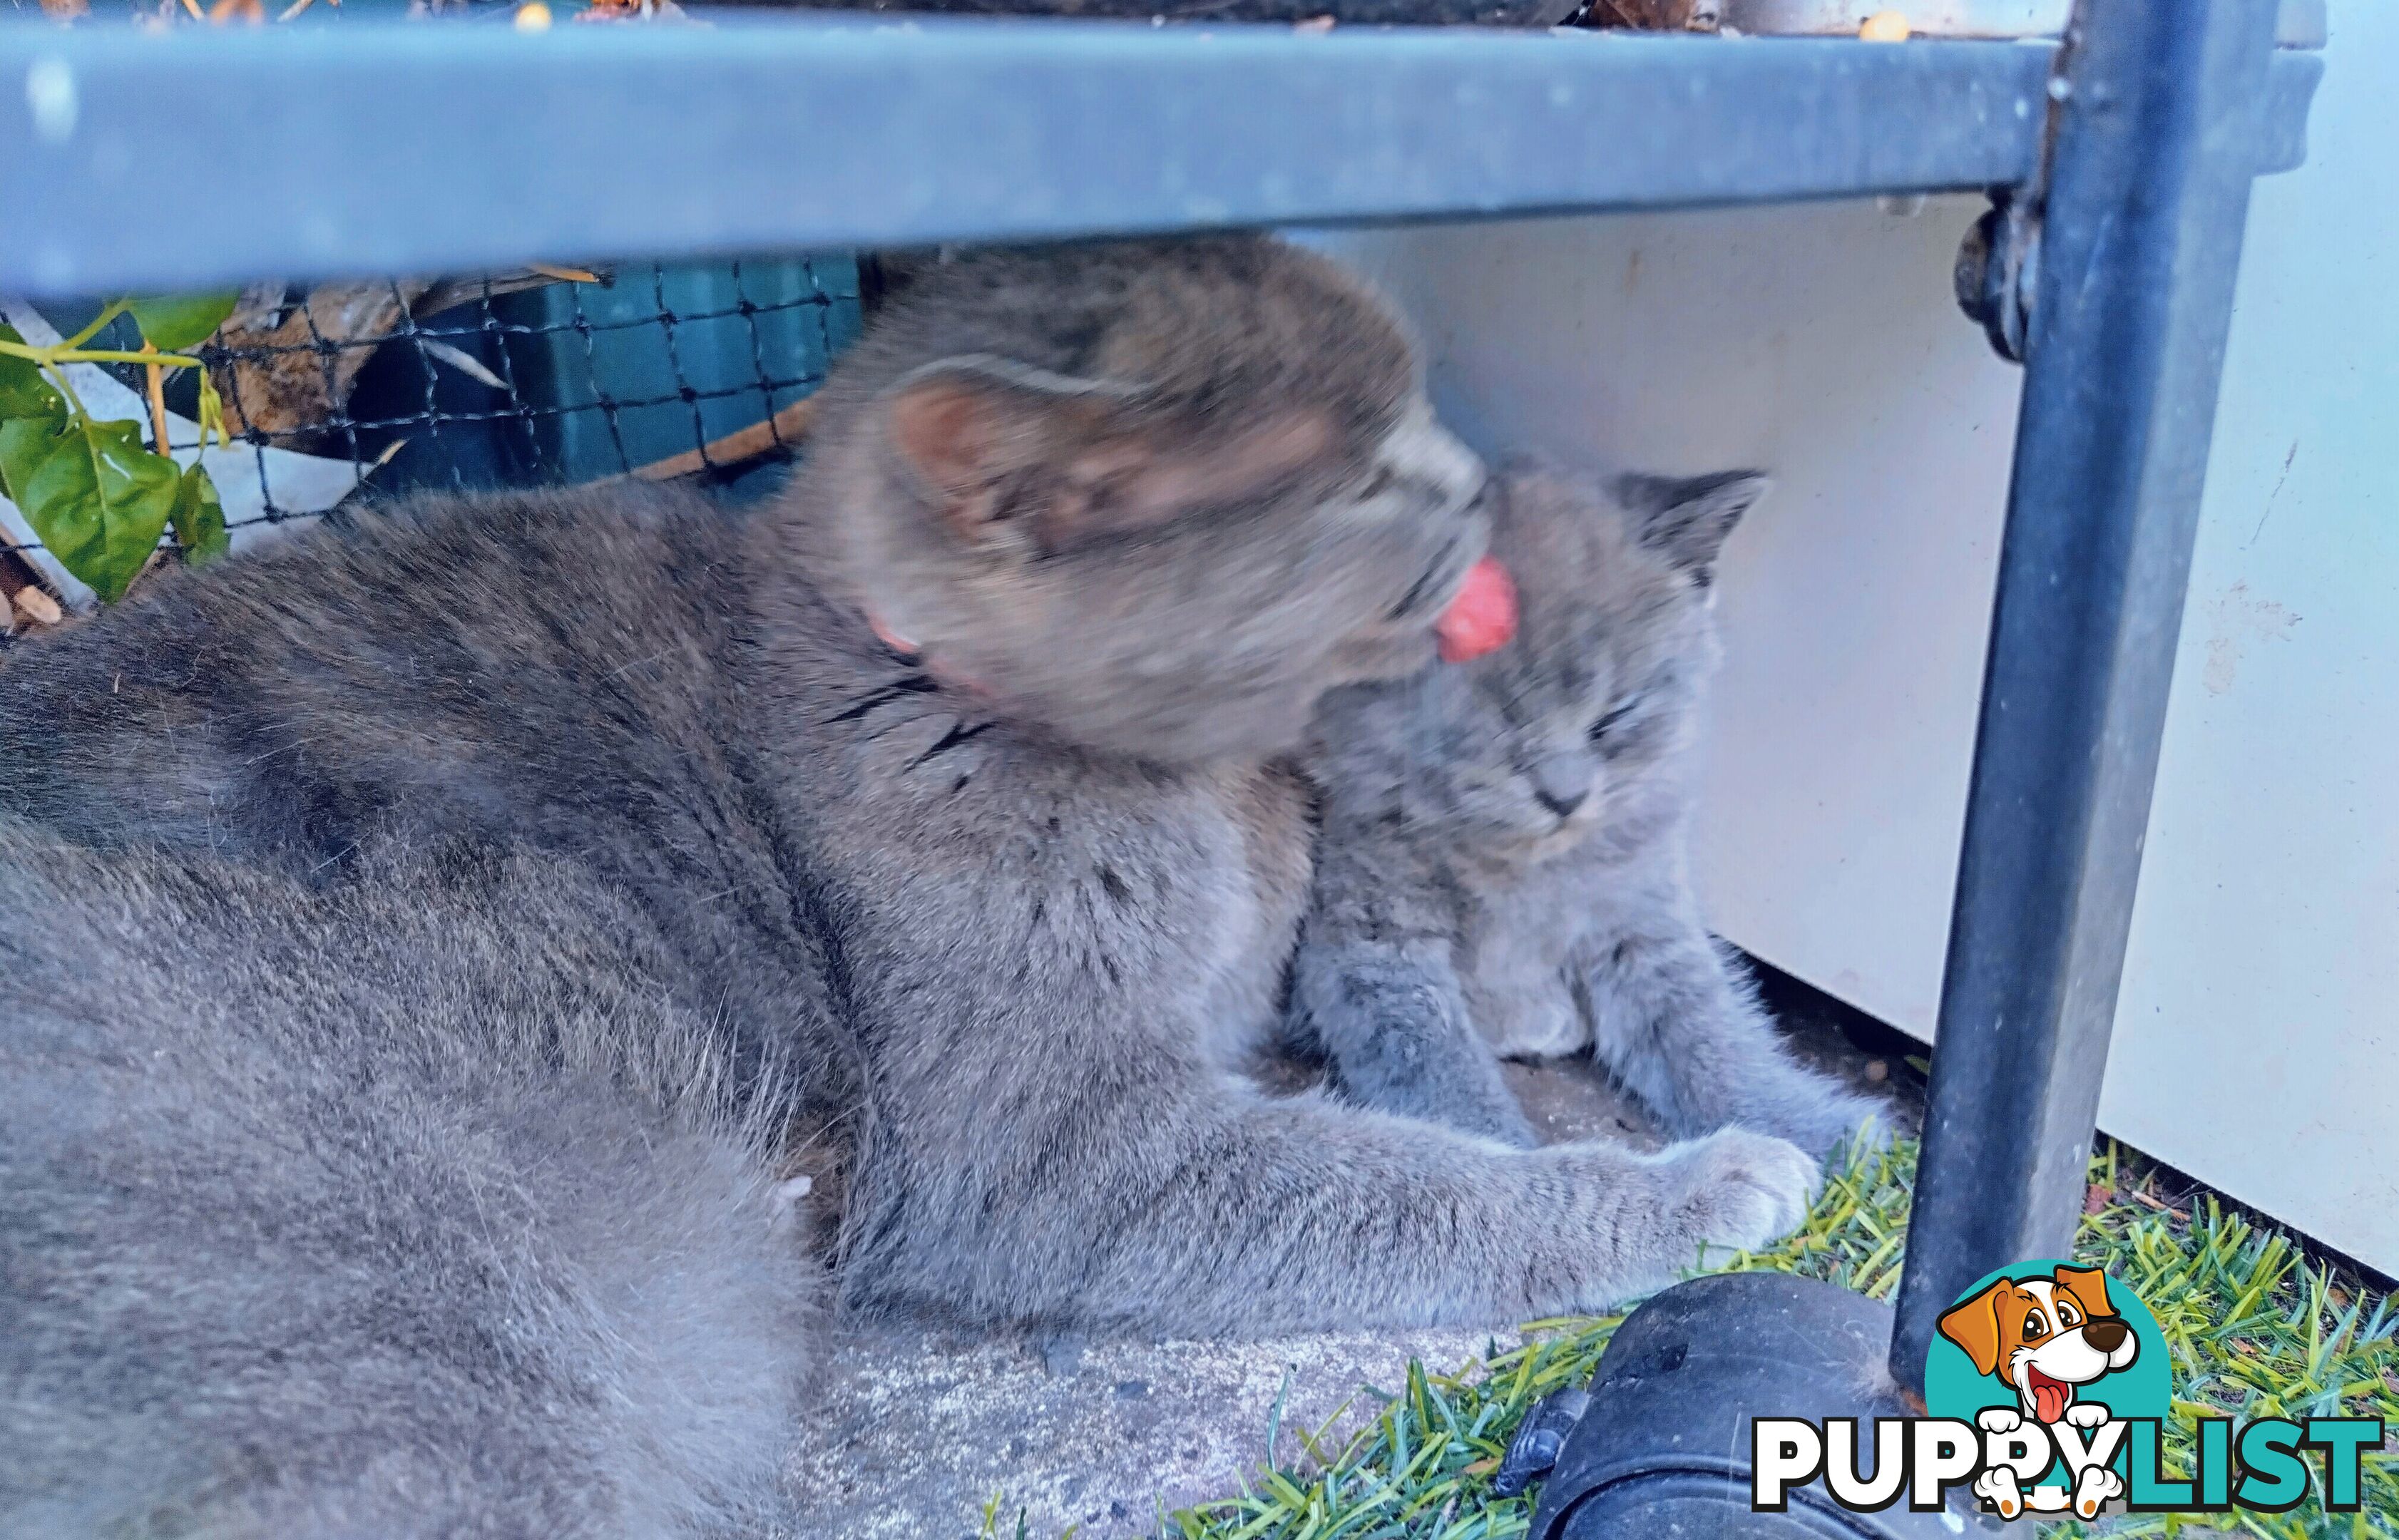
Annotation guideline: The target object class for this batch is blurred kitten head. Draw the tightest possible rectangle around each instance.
[1307,462,1766,860]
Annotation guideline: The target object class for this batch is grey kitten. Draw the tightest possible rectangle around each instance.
[1294,463,1886,1158]
[0,240,1818,1539]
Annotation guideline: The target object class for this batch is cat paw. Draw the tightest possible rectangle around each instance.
[1732,1076,1893,1163]
[1364,1088,1540,1150]
[1447,1094,1542,1151]
[1817,1095,1894,1160]
[1659,1128,1819,1254]
[1330,1073,1540,1150]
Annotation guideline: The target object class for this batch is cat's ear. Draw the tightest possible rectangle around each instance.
[884,356,1135,544]
[886,356,1331,552]
[1615,471,1770,585]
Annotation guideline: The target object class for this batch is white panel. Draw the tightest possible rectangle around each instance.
[2103,4,2399,1266]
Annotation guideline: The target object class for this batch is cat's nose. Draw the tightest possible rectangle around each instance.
[1531,754,1594,820]
[1535,786,1587,819]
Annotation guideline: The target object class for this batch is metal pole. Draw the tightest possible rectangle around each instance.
[1890,0,2283,1390]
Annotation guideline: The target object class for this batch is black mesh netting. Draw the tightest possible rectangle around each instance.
[1,254,861,620]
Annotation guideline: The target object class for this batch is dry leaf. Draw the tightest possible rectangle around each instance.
[11,583,65,630]
[203,269,601,443]
[576,0,689,23]
[418,339,509,391]
[207,279,430,442]
[1589,0,1719,29]
[414,266,611,319]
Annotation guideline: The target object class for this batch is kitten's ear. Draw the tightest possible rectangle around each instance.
[1615,470,1770,585]
[886,355,1332,552]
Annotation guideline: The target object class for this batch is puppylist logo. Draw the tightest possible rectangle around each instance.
[1751,1261,2384,1520]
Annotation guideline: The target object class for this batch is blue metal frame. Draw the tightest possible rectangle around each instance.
[1889,0,2303,1390]
[1,19,2061,297]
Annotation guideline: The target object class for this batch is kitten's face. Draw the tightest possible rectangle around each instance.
[1309,466,1766,861]
[783,237,1491,764]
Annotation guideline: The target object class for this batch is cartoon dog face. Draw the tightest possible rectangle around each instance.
[1937,1265,2139,1424]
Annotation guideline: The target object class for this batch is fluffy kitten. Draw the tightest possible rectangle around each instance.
[0,241,1818,1539]
[1294,463,1886,1157]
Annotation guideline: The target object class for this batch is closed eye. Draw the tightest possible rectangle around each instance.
[1589,699,1639,744]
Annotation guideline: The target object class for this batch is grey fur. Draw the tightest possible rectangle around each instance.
[0,240,1816,1539]
[0,831,817,1540]
[1294,463,1888,1159]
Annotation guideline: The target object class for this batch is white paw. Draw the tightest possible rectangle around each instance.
[2072,1464,2124,1519]
[1977,1407,2023,1435]
[1972,1467,2023,1519]
[2063,1400,2110,1430]
[1667,1128,1819,1253]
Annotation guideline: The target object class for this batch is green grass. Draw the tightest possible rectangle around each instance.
[1160,1140,2398,1540]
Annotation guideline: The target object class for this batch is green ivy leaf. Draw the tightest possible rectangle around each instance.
[168,463,230,567]
[126,292,240,354]
[0,324,62,420]
[5,413,183,602]
[0,393,69,506]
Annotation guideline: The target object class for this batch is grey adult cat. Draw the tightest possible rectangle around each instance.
[0,831,819,1540]
[0,240,1817,1539]
[1292,463,1886,1157]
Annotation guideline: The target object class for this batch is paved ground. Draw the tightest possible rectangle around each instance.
[780,965,1920,1539]
[783,1316,1514,1539]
